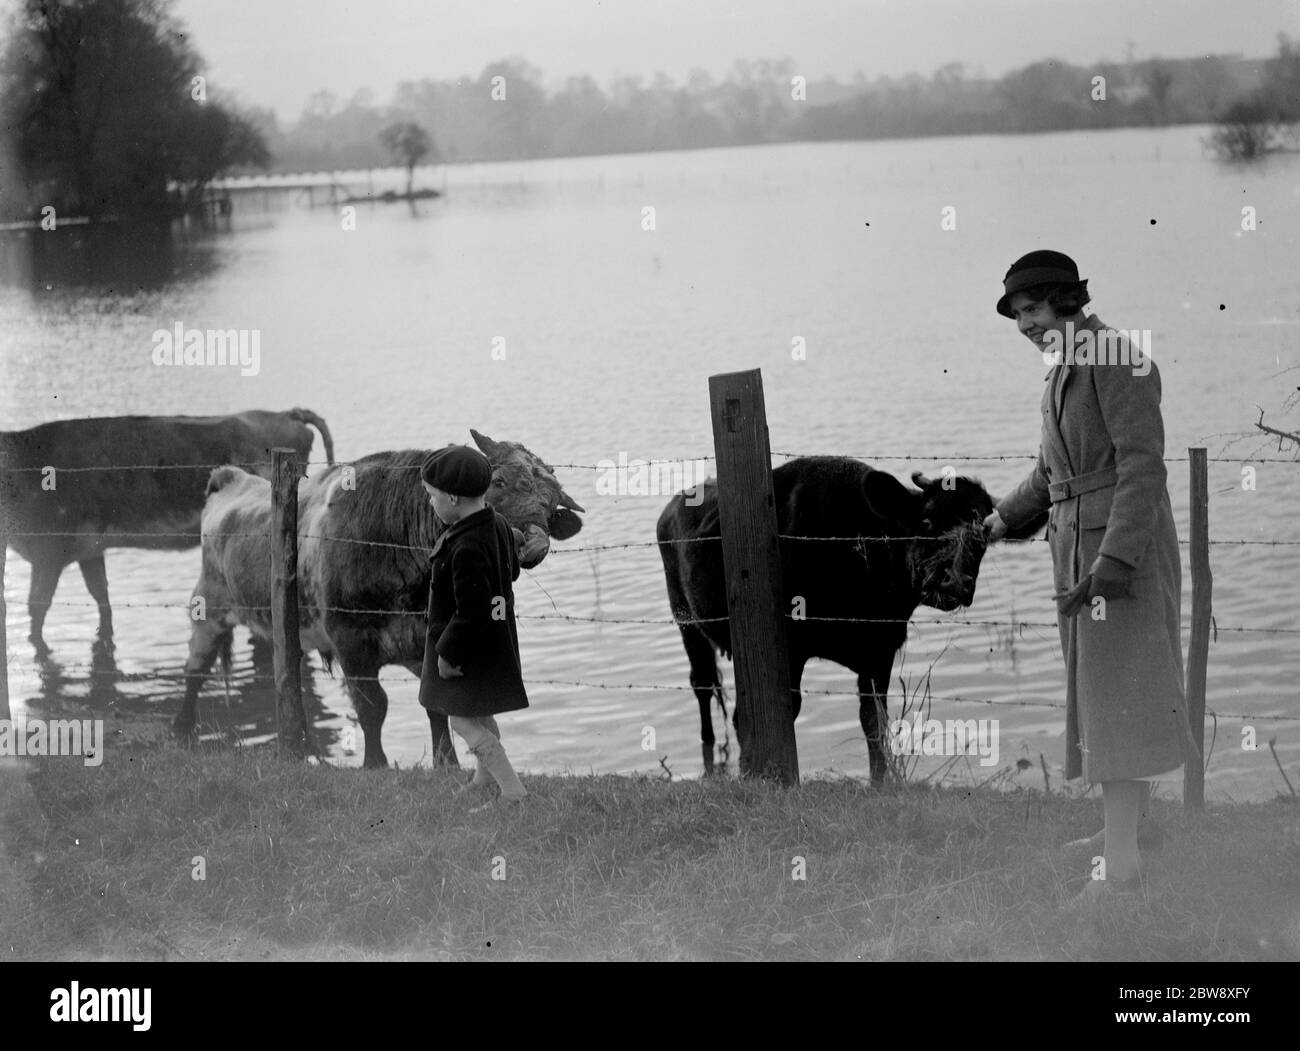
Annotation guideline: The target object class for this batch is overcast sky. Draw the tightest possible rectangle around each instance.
[172,0,1300,121]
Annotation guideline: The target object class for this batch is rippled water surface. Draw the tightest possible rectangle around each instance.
[2,125,1297,800]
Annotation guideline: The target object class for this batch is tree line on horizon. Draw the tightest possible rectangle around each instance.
[252,44,1298,173]
[1,0,1297,221]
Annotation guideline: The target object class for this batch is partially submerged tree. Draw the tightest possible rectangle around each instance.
[379,121,433,196]
[1206,94,1283,159]
[1207,34,1300,160]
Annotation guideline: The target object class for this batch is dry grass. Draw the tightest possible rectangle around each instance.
[1,728,1297,962]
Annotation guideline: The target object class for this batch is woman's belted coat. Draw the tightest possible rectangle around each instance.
[997,314,1194,783]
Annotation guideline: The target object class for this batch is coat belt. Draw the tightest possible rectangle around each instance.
[1048,466,1118,503]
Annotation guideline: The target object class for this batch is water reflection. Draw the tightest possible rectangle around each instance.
[175,652,336,754]
[0,217,223,292]
[21,643,338,755]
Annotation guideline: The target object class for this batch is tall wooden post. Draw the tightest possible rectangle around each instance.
[1185,448,1211,811]
[271,449,310,759]
[708,369,799,785]
[0,524,10,722]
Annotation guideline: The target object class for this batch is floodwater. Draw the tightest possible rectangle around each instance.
[2,124,1297,801]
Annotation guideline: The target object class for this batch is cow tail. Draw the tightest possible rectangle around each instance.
[287,407,335,464]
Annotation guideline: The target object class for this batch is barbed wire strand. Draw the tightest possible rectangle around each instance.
[14,597,1300,634]
[6,529,1297,550]
[3,449,1299,475]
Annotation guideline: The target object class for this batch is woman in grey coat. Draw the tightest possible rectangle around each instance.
[983,250,1195,903]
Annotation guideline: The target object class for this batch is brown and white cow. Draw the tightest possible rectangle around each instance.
[0,409,334,657]
[175,430,584,768]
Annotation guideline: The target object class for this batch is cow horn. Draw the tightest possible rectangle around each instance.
[911,470,934,490]
[469,428,507,463]
[558,488,585,513]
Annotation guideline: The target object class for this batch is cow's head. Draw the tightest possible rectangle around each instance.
[861,469,994,611]
[470,429,585,569]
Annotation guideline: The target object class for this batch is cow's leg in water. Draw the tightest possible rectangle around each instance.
[78,554,114,650]
[27,558,65,659]
[324,626,390,767]
[176,614,235,736]
[680,624,722,775]
[341,659,390,769]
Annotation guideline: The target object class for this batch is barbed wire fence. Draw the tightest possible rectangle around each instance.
[2,445,1298,780]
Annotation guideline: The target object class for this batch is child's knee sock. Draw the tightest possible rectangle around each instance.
[470,734,526,799]
[470,718,501,785]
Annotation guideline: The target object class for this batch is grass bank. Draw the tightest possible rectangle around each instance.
[1,726,1297,961]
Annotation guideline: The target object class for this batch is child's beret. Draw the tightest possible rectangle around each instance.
[420,445,493,497]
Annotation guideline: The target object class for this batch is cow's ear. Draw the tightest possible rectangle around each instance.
[547,506,583,541]
[862,471,919,531]
[469,429,507,463]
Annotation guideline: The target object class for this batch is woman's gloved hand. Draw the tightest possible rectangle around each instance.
[1055,554,1136,616]
[983,509,1008,542]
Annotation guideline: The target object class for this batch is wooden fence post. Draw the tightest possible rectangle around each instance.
[0,524,9,723]
[271,448,310,759]
[708,369,799,785]
[1185,447,1211,812]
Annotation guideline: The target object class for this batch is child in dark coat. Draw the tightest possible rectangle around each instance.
[417,445,529,803]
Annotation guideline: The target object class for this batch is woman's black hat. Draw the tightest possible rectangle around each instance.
[996,250,1083,318]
